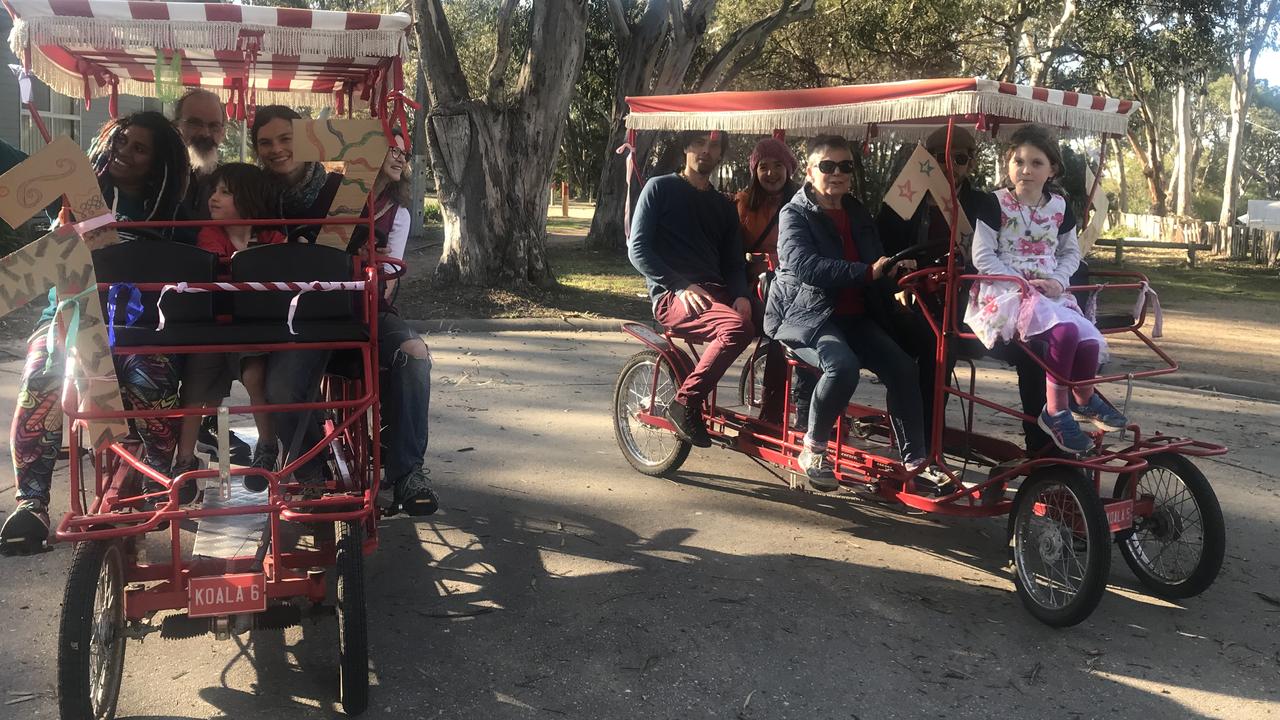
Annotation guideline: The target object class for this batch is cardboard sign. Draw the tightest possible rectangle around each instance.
[0,136,128,448]
[290,119,390,248]
[882,143,974,249]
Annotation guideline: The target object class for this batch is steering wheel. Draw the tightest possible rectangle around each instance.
[884,240,951,269]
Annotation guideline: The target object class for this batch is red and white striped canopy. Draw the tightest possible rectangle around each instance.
[626,78,1138,139]
[4,0,411,108]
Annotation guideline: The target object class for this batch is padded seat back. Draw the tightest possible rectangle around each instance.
[230,243,360,323]
[92,240,218,328]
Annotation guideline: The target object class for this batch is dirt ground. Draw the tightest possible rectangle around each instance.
[0,331,1278,719]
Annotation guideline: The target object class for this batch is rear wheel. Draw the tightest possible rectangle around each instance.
[58,540,126,720]
[1011,467,1111,627]
[1113,453,1224,599]
[613,351,691,476]
[336,520,368,716]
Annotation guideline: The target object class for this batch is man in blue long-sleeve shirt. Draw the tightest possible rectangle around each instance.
[628,130,754,447]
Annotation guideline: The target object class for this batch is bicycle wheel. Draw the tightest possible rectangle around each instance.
[613,350,691,476]
[1011,467,1111,627]
[1113,453,1224,599]
[58,540,127,720]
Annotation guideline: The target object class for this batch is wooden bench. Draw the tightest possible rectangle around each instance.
[1094,237,1212,267]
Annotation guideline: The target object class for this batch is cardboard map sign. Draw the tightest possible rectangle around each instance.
[290,119,389,248]
[0,136,128,448]
[883,143,974,250]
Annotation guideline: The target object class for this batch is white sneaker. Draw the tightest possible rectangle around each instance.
[797,444,838,492]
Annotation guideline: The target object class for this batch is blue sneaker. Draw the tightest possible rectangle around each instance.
[1037,409,1094,455]
[1070,394,1129,432]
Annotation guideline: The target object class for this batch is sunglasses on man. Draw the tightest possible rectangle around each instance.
[933,151,973,166]
[816,159,856,174]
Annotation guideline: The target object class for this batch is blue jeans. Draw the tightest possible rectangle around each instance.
[378,313,430,484]
[789,315,926,463]
[265,349,331,477]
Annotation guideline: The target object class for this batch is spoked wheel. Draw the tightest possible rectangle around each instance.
[58,541,126,720]
[1113,453,1225,599]
[336,520,369,716]
[736,344,769,409]
[1011,468,1111,627]
[613,350,691,476]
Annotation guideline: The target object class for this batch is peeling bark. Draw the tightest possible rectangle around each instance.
[416,0,587,287]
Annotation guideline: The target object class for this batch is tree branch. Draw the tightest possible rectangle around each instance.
[414,0,470,106]
[695,0,816,92]
[486,0,521,105]
[604,0,631,40]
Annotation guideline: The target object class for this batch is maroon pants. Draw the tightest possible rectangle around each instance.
[654,284,755,407]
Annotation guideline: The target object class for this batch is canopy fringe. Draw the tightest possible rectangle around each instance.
[625,92,1132,138]
[12,16,408,61]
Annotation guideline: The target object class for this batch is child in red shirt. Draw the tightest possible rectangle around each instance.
[175,163,286,484]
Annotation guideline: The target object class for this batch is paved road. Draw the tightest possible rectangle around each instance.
[0,330,1277,719]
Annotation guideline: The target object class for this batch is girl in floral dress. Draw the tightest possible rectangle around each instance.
[964,125,1127,454]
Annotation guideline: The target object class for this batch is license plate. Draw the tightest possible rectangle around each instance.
[1104,500,1133,532]
[188,573,267,617]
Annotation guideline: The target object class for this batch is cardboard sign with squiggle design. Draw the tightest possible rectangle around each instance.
[0,136,128,448]
[290,119,389,248]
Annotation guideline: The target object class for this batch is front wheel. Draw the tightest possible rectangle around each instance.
[336,521,369,716]
[1011,467,1111,627]
[1114,453,1225,600]
[613,350,691,476]
[58,541,127,720]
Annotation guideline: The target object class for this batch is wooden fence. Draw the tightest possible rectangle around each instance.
[1112,212,1280,266]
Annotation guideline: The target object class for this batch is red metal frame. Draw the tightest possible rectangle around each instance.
[618,120,1227,533]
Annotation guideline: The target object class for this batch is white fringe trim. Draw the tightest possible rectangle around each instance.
[12,16,408,59]
[23,51,352,108]
[625,91,1135,138]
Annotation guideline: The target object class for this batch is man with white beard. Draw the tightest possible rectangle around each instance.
[173,88,226,221]
[171,88,255,462]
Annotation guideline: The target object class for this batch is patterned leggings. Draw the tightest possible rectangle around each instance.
[10,321,180,503]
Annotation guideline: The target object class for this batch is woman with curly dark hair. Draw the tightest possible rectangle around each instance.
[2,111,192,552]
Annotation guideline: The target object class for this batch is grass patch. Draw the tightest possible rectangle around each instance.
[396,238,650,321]
[545,216,592,235]
[1086,246,1280,305]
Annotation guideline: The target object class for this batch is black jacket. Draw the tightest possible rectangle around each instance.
[764,185,895,346]
[875,179,995,266]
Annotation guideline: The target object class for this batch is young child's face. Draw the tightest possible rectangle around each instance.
[1006,144,1055,196]
[207,180,240,221]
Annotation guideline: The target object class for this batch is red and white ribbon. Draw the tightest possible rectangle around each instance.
[155,281,365,335]
[55,212,117,238]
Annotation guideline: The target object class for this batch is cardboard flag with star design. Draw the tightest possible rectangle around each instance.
[883,142,974,246]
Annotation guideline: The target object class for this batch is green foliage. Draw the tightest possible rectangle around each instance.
[557,0,618,199]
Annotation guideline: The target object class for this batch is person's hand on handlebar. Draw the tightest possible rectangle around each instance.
[1028,278,1064,298]
[871,256,917,280]
[677,284,715,316]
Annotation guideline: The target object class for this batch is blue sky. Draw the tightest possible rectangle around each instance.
[1258,48,1280,86]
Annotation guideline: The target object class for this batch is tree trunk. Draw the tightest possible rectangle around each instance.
[1114,135,1128,213]
[429,105,557,286]
[1172,81,1192,216]
[416,0,587,286]
[1220,63,1250,225]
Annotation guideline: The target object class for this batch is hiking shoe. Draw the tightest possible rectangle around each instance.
[1037,409,1094,455]
[170,456,203,505]
[196,416,253,464]
[386,467,439,517]
[797,445,839,492]
[665,399,712,448]
[1070,394,1129,432]
[243,442,279,493]
[0,500,50,555]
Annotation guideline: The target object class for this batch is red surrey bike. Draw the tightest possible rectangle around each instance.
[612,78,1226,628]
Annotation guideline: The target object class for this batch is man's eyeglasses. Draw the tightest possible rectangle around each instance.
[816,159,856,175]
[179,118,225,134]
[933,151,973,167]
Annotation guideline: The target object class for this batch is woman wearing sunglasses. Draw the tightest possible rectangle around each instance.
[764,134,946,493]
